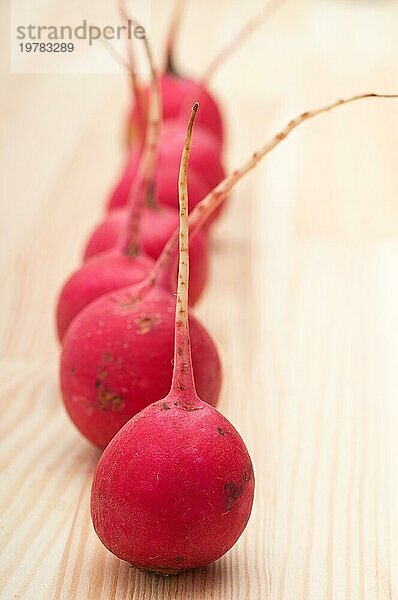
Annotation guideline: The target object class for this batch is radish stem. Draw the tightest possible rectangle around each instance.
[171,102,199,396]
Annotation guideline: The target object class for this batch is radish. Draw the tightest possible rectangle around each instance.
[60,280,222,448]
[114,113,226,214]
[128,73,225,152]
[127,0,289,153]
[107,148,209,211]
[127,0,224,151]
[90,103,255,574]
[61,92,396,447]
[109,1,226,217]
[83,206,209,308]
[56,252,153,342]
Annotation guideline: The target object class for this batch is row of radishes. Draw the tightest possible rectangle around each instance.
[55,1,396,577]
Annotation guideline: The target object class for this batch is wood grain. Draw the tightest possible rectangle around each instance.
[1,0,398,598]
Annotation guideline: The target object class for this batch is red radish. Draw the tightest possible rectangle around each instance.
[56,252,153,342]
[90,103,254,573]
[112,117,226,213]
[56,31,161,341]
[83,206,209,308]
[128,72,224,152]
[157,118,225,193]
[120,0,223,151]
[60,282,222,448]
[107,146,210,212]
[126,0,290,153]
[61,92,395,447]
[126,0,224,151]
[108,2,225,220]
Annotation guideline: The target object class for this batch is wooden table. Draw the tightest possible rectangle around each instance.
[1,0,398,597]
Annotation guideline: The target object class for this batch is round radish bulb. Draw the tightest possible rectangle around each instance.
[60,285,221,448]
[107,155,209,213]
[123,0,289,153]
[108,120,225,214]
[125,0,224,152]
[108,27,225,222]
[154,162,210,214]
[83,208,126,258]
[129,73,224,153]
[91,397,254,572]
[56,252,154,341]
[90,103,253,574]
[83,206,209,306]
[163,74,224,147]
[158,120,225,208]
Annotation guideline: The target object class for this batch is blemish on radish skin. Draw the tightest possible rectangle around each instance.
[96,382,124,411]
[217,427,225,436]
[134,314,161,335]
[119,295,141,311]
[224,481,243,512]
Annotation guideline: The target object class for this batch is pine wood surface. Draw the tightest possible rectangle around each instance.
[1,0,398,598]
